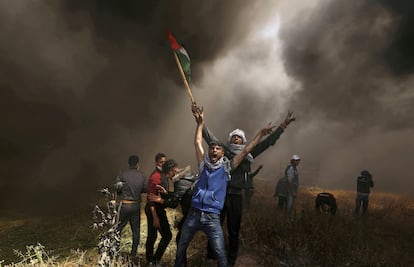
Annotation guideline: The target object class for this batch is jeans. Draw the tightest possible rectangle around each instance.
[175,208,227,267]
[117,202,141,256]
[287,193,295,213]
[355,193,369,217]
[207,193,242,266]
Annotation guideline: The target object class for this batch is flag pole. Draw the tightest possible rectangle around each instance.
[173,52,195,104]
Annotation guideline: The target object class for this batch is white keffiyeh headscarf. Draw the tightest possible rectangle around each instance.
[227,128,254,163]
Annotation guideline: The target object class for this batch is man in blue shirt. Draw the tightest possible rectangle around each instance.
[174,104,274,267]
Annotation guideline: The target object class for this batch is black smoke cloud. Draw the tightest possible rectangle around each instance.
[278,0,414,191]
[0,0,256,215]
[1,0,414,216]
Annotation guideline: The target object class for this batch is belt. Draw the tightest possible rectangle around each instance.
[121,200,138,204]
[191,207,215,215]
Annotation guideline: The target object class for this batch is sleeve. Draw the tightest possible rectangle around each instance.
[142,174,148,193]
[115,173,125,195]
[286,166,295,183]
[202,124,218,145]
[250,126,284,158]
[146,174,158,205]
[161,192,180,209]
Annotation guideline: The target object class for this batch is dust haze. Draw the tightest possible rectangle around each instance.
[0,0,413,216]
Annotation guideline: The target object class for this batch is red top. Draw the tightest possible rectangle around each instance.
[147,168,162,202]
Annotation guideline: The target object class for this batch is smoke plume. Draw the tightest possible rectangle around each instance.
[0,0,413,215]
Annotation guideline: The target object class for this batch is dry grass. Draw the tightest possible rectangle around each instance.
[1,180,414,266]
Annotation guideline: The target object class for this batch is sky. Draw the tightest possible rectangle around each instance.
[1,0,413,215]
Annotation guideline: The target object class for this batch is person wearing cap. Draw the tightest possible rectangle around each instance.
[145,155,179,266]
[285,154,301,214]
[199,104,295,266]
[174,104,274,267]
[354,170,374,218]
[115,155,148,259]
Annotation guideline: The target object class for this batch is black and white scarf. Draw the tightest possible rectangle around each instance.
[199,154,232,181]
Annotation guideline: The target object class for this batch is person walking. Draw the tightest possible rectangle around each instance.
[115,155,148,261]
[145,154,178,267]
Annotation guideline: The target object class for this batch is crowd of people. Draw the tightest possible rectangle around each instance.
[113,103,374,267]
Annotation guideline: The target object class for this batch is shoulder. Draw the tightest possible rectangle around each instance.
[150,169,161,177]
[137,170,147,177]
[286,165,294,172]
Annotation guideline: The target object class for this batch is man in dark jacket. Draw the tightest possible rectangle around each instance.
[201,106,295,266]
[354,170,374,218]
[115,155,148,258]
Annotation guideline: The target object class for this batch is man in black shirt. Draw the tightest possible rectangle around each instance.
[354,170,374,218]
[115,155,148,258]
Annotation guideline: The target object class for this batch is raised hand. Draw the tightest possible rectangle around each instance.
[284,110,295,126]
[155,184,168,195]
[261,122,276,136]
[191,102,198,115]
[191,103,204,124]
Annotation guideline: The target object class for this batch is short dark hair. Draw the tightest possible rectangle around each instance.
[208,141,224,148]
[155,153,166,162]
[128,155,139,166]
[162,159,177,174]
[361,170,372,178]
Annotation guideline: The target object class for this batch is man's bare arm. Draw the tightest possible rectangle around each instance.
[192,104,204,165]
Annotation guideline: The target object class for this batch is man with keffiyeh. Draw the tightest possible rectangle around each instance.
[202,108,295,266]
[174,104,274,267]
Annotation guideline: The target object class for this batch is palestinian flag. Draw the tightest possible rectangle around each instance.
[167,32,191,82]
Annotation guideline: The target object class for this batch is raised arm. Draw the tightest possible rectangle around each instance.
[192,104,205,165]
[202,125,219,145]
[232,123,274,169]
[251,110,295,157]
